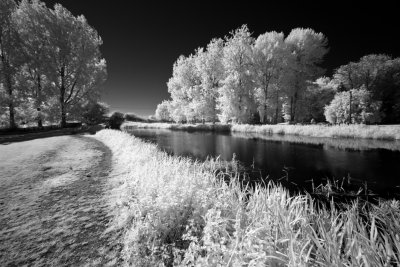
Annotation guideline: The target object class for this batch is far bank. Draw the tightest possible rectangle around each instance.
[122,122,400,141]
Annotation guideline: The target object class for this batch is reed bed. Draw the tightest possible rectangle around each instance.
[122,122,400,141]
[232,124,400,141]
[94,129,400,266]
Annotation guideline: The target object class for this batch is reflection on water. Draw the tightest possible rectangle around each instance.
[232,132,400,151]
[128,128,400,197]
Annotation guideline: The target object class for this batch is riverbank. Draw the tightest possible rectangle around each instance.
[122,122,400,140]
[94,129,400,266]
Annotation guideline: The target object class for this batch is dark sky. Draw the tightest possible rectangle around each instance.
[41,1,400,117]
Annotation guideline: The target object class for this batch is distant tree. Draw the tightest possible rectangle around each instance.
[124,113,146,122]
[332,54,400,123]
[284,28,328,123]
[194,38,225,123]
[155,100,172,121]
[167,54,201,122]
[0,0,20,129]
[324,87,381,124]
[374,58,400,123]
[108,111,124,129]
[45,4,107,127]
[296,77,336,122]
[218,25,256,123]
[252,31,286,123]
[81,101,108,125]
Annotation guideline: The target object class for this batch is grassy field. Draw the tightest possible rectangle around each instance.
[94,129,400,266]
[123,122,400,141]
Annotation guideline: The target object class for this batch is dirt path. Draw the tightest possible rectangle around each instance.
[0,135,122,266]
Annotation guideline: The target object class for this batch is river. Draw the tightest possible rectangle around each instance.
[128,128,400,198]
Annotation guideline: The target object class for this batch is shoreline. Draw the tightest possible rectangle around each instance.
[122,122,400,141]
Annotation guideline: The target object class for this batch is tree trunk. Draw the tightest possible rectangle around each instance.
[36,75,43,128]
[8,100,16,129]
[348,90,352,124]
[60,99,66,128]
[290,96,294,123]
[1,51,16,129]
[6,76,16,129]
[59,67,67,128]
[274,90,279,124]
[291,92,298,123]
[259,108,265,124]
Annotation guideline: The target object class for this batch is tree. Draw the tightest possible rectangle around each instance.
[0,0,20,129]
[297,77,336,122]
[324,87,381,124]
[374,58,400,123]
[81,101,108,125]
[155,100,172,121]
[167,54,201,123]
[46,4,107,127]
[218,25,256,123]
[108,111,124,129]
[252,31,286,123]
[332,54,400,123]
[284,28,328,123]
[194,38,224,123]
[13,0,52,128]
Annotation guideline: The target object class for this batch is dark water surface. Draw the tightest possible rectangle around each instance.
[128,129,400,198]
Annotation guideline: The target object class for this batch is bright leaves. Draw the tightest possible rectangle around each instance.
[0,0,106,128]
[159,25,400,125]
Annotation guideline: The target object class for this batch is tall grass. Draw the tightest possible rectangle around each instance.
[122,122,400,141]
[94,130,400,266]
[232,124,400,141]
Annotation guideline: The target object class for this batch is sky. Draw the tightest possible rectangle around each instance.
[41,1,400,117]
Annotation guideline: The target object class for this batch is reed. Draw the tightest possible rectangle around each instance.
[94,129,400,266]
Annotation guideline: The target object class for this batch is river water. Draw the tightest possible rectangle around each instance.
[128,128,400,198]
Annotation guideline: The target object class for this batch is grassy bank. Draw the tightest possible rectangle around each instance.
[122,122,231,132]
[122,122,400,140]
[94,129,400,266]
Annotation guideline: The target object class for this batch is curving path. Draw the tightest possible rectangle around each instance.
[0,135,122,266]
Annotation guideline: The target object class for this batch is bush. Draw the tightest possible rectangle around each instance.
[81,102,109,125]
[108,112,125,129]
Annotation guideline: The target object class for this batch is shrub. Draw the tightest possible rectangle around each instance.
[81,102,109,125]
[108,112,125,129]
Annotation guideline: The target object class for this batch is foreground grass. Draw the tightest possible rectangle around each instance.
[95,129,400,266]
[122,122,400,140]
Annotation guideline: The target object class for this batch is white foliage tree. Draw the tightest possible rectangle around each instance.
[284,28,328,123]
[46,4,107,127]
[155,100,172,121]
[252,31,286,123]
[218,25,256,123]
[194,38,224,123]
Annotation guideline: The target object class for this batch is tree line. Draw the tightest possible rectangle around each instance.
[156,25,400,125]
[0,0,107,129]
